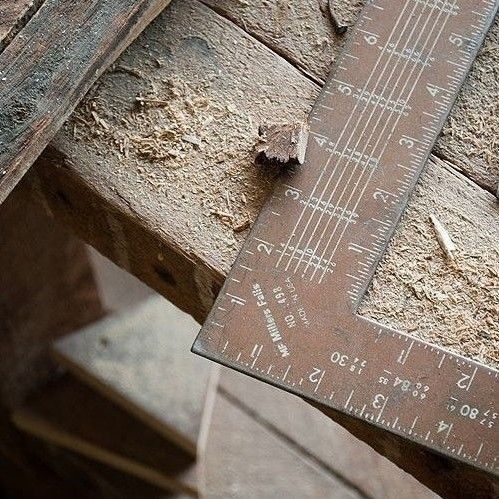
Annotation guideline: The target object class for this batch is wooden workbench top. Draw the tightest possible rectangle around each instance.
[27,1,498,495]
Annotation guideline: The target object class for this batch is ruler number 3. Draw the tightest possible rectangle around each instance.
[399,137,414,149]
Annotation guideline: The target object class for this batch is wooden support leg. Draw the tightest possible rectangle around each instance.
[0,177,104,496]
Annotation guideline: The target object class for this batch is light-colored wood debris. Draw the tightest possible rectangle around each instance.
[254,122,310,167]
[429,214,456,261]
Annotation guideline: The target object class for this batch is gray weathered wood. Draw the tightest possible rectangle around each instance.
[220,369,437,499]
[12,375,199,496]
[205,390,362,499]
[0,0,173,204]
[53,295,217,457]
[0,0,42,46]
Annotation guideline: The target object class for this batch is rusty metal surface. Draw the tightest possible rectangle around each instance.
[193,0,499,473]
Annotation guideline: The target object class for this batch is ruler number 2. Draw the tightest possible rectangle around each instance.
[257,241,273,255]
[309,367,325,384]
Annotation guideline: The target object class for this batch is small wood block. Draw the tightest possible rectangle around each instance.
[12,375,198,496]
[255,122,310,167]
[53,296,217,458]
[0,0,172,204]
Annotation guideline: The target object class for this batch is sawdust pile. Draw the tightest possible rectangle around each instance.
[437,22,499,190]
[359,162,499,368]
[70,67,277,243]
[74,75,226,168]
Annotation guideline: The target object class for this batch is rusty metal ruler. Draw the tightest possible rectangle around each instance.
[193,0,499,473]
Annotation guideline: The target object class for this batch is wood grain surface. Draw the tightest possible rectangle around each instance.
[0,0,172,204]
[204,389,362,499]
[220,369,438,499]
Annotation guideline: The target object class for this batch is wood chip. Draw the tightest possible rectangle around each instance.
[182,134,202,148]
[430,214,456,260]
[233,219,250,233]
[254,122,309,167]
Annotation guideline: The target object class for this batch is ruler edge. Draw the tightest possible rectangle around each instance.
[192,0,499,474]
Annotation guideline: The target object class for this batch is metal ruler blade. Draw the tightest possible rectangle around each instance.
[193,0,499,473]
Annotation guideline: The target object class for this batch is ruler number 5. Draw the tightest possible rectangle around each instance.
[449,34,463,47]
[338,84,352,95]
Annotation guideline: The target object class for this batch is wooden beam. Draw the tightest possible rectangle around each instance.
[0,0,172,204]
[0,175,104,495]
[12,375,199,496]
[32,0,498,366]
[53,296,217,458]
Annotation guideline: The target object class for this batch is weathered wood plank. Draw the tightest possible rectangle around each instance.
[33,0,498,366]
[220,369,437,499]
[53,295,217,457]
[0,0,173,204]
[0,177,104,496]
[202,0,499,192]
[12,375,199,496]
[0,1,41,46]
[30,0,498,492]
[205,389,362,499]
